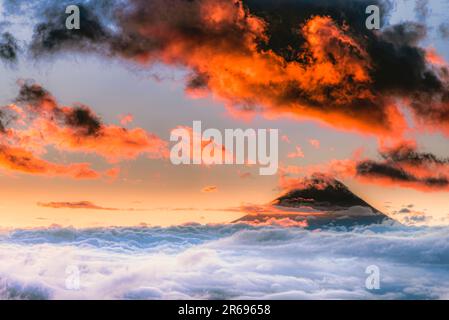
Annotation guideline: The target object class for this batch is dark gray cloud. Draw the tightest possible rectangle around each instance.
[357,161,417,182]
[6,0,449,135]
[13,80,104,136]
[0,32,19,63]
[0,110,6,133]
[29,3,111,57]
[356,143,449,190]
[403,214,430,224]
[15,80,57,108]
[64,105,102,136]
[380,143,449,166]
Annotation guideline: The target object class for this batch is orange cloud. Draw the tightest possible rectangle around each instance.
[279,141,449,193]
[104,167,121,180]
[426,47,446,66]
[0,82,168,179]
[27,119,169,162]
[201,185,218,193]
[0,144,99,179]
[119,114,134,126]
[37,200,147,211]
[238,170,253,179]
[28,1,449,139]
[37,201,118,210]
[354,141,449,192]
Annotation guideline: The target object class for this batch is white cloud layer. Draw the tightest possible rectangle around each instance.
[0,223,449,299]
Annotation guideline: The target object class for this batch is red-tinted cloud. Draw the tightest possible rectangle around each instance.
[118,114,134,126]
[0,81,168,178]
[238,170,253,179]
[28,0,449,138]
[0,144,99,179]
[280,141,449,192]
[355,141,449,192]
[201,185,218,193]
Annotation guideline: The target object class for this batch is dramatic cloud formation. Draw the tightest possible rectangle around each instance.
[3,0,449,192]
[1,224,449,299]
[281,141,449,192]
[356,141,449,191]
[9,0,448,138]
[11,81,168,160]
[1,1,448,204]
[0,81,168,178]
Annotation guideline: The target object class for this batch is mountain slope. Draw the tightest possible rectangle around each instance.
[235,176,394,228]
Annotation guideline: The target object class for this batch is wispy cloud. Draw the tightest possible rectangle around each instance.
[287,146,305,159]
[309,139,321,149]
[37,201,145,211]
[238,171,253,179]
[201,186,218,193]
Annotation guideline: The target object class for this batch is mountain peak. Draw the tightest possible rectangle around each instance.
[274,175,377,211]
[235,174,395,228]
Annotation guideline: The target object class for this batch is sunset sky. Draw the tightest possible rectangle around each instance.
[1,0,449,228]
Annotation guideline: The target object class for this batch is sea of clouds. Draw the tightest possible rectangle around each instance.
[0,223,449,300]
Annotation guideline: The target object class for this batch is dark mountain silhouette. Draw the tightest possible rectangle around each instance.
[235,175,395,228]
